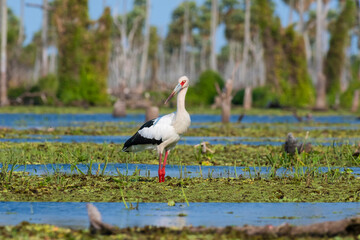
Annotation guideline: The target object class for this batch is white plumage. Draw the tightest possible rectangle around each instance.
[122,76,191,182]
[139,113,176,141]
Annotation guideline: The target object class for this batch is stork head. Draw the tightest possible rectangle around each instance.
[164,76,189,104]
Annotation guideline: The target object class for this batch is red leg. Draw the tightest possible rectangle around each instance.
[160,150,170,182]
[158,153,162,182]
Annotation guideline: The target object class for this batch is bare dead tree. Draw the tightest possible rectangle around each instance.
[210,0,217,71]
[139,0,150,86]
[200,38,207,72]
[0,0,8,106]
[215,80,232,123]
[352,90,360,112]
[288,0,294,26]
[181,0,189,75]
[312,0,331,109]
[242,0,251,110]
[314,0,326,109]
[26,0,50,77]
[299,0,312,79]
[109,1,143,90]
[41,0,48,77]
[18,0,24,46]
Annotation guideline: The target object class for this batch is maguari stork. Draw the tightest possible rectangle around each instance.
[122,76,191,182]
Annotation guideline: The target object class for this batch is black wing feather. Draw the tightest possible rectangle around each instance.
[122,119,163,152]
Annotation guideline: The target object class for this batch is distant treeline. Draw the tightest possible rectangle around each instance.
[3,0,360,110]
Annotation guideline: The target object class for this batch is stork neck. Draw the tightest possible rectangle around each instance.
[176,87,188,113]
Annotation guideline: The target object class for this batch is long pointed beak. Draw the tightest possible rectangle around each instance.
[164,83,182,104]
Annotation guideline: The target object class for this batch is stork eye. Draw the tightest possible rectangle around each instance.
[180,80,186,86]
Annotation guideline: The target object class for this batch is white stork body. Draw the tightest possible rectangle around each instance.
[122,76,191,182]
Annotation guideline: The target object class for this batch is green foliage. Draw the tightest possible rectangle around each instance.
[54,0,88,104]
[7,8,20,49]
[232,87,277,107]
[252,1,314,108]
[253,0,284,93]
[280,27,315,107]
[222,1,244,42]
[165,1,198,51]
[7,86,26,101]
[54,1,111,105]
[84,7,112,105]
[149,27,159,60]
[36,74,59,105]
[149,26,160,88]
[37,75,58,95]
[187,70,225,106]
[324,0,356,105]
[340,81,360,109]
[340,56,360,108]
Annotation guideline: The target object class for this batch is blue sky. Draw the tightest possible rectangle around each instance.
[6,0,333,53]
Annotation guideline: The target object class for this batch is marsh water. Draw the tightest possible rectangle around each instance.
[2,163,360,178]
[0,202,359,229]
[0,113,359,129]
[1,113,359,230]
[1,134,360,146]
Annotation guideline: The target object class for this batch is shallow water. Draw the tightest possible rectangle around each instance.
[0,135,283,146]
[0,113,358,129]
[1,134,359,146]
[0,202,359,229]
[3,163,360,178]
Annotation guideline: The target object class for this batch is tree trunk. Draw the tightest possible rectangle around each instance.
[298,0,304,32]
[314,0,326,109]
[210,0,217,71]
[243,86,252,110]
[0,0,8,106]
[113,99,126,117]
[139,0,150,85]
[41,0,48,77]
[149,59,158,90]
[288,0,294,26]
[352,90,360,112]
[216,80,232,124]
[315,72,327,109]
[18,0,24,45]
[357,0,360,51]
[200,38,207,72]
[241,0,251,109]
[146,106,159,121]
[299,0,313,75]
[182,0,189,75]
[221,100,231,123]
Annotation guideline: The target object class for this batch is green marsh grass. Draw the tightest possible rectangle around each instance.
[0,172,358,202]
[0,142,358,167]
